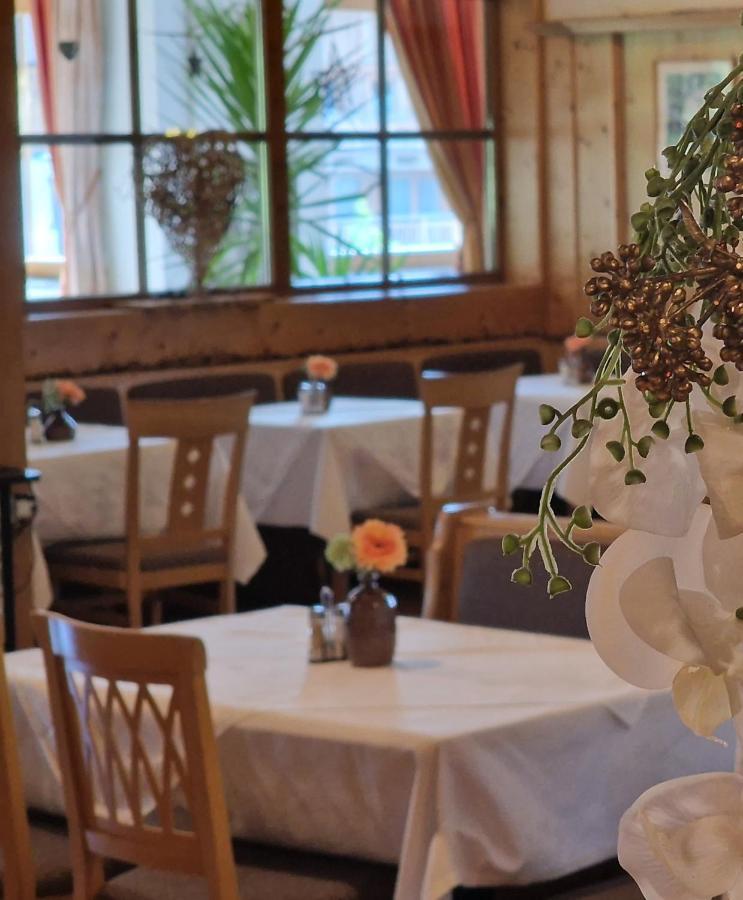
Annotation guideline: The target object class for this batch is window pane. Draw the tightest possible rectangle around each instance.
[22,144,139,300]
[385,2,487,132]
[289,139,382,286]
[15,1,132,135]
[144,139,269,293]
[138,0,264,135]
[387,138,494,280]
[285,0,379,133]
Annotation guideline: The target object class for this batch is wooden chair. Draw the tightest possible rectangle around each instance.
[46,391,254,628]
[423,502,623,629]
[31,612,396,900]
[352,364,523,582]
[0,619,72,899]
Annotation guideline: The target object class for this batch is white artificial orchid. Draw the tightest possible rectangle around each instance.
[585,325,743,539]
[618,772,743,900]
[586,504,743,738]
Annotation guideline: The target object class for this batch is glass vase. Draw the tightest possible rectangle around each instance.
[298,379,331,415]
[346,571,397,667]
[43,408,77,442]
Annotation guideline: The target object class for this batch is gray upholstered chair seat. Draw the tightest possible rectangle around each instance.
[45,538,225,572]
[102,842,396,900]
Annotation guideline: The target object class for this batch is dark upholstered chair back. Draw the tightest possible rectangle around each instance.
[421,348,543,376]
[457,537,590,638]
[128,372,277,405]
[27,387,124,426]
[283,360,418,400]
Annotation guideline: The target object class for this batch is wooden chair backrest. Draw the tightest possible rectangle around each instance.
[124,392,254,563]
[417,364,523,541]
[0,620,36,900]
[423,503,624,623]
[31,612,239,898]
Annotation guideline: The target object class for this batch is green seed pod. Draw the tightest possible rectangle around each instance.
[636,435,654,459]
[651,420,670,440]
[644,167,660,181]
[646,176,667,198]
[648,401,666,418]
[736,606,743,621]
[571,419,593,439]
[596,398,619,420]
[631,211,651,231]
[539,404,558,425]
[714,365,730,386]
[685,434,705,454]
[723,396,738,418]
[582,542,602,567]
[572,505,593,530]
[624,469,647,486]
[548,575,572,597]
[501,533,520,557]
[575,317,594,338]
[540,434,562,452]
[511,567,533,587]
[662,146,681,166]
[606,440,625,462]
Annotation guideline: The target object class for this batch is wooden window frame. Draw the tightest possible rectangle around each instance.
[17,0,502,311]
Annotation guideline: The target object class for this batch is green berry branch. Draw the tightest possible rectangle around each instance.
[503,57,743,596]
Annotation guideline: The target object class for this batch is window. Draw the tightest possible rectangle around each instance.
[15,0,498,304]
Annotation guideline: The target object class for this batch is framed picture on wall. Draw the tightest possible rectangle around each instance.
[657,60,732,172]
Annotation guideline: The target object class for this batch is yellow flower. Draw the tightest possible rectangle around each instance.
[352,519,407,574]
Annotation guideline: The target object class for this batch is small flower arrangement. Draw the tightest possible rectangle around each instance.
[41,379,86,414]
[305,354,338,383]
[326,519,407,575]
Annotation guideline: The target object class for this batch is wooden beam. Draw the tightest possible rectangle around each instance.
[0,0,34,647]
[541,0,741,34]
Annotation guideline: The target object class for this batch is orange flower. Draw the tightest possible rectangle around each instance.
[352,519,407,574]
[55,379,86,406]
[564,336,590,355]
[306,354,338,381]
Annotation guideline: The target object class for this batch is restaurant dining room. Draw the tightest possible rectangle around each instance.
[5,0,743,898]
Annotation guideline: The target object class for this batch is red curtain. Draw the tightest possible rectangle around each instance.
[29,0,106,295]
[387,0,487,272]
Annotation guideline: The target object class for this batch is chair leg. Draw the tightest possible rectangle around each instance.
[149,593,163,626]
[219,578,236,615]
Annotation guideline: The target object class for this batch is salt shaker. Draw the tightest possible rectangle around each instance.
[308,605,327,663]
[27,406,44,444]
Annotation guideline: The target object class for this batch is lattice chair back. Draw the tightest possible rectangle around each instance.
[124,391,253,567]
[0,619,36,900]
[417,365,523,542]
[32,612,239,899]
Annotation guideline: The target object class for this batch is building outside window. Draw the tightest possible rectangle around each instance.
[15,0,497,305]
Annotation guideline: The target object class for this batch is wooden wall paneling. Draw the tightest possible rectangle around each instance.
[499,0,544,295]
[0,0,34,647]
[543,31,580,333]
[573,35,622,291]
[544,0,741,33]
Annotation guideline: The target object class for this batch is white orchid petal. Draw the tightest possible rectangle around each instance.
[587,384,705,536]
[620,561,706,666]
[695,413,743,539]
[672,665,733,737]
[619,773,743,900]
[702,507,743,613]
[587,532,684,689]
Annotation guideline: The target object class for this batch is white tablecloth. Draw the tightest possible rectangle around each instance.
[6,606,733,899]
[245,378,588,540]
[25,425,266,607]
